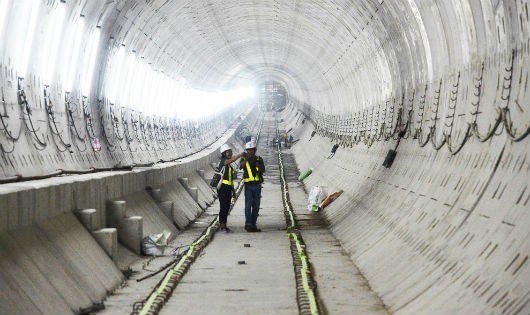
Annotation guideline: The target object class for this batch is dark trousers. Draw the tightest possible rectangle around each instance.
[244,183,261,226]
[218,185,232,224]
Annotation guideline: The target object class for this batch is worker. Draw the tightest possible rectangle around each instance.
[217,143,245,232]
[239,141,265,232]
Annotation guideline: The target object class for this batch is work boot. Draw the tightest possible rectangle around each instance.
[245,225,261,232]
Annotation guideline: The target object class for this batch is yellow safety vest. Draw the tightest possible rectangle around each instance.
[221,165,233,186]
[244,160,260,183]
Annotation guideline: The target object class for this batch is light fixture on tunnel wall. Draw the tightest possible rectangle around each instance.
[118,51,136,106]
[41,3,66,85]
[14,0,41,79]
[105,45,126,103]
[81,27,101,96]
[61,17,84,93]
[0,0,10,42]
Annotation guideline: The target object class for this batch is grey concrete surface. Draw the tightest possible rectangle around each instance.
[287,115,530,315]
[0,213,124,315]
[287,179,389,315]
[155,179,204,229]
[158,181,298,315]
[97,147,387,315]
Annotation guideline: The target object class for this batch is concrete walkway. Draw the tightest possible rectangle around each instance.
[160,180,297,315]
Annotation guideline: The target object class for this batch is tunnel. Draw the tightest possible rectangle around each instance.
[0,0,529,314]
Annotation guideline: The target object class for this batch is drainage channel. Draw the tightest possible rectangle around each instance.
[274,119,323,315]
[249,115,323,315]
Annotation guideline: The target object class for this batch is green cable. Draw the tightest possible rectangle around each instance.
[138,220,216,315]
[278,137,320,315]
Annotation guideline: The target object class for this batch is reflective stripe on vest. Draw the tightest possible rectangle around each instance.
[244,161,260,182]
[222,166,233,186]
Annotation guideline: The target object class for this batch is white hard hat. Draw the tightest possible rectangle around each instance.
[220,144,231,154]
[245,141,256,149]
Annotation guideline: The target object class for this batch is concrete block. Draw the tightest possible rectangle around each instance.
[146,188,163,203]
[179,177,189,189]
[76,209,97,231]
[93,228,118,261]
[106,200,126,228]
[198,169,205,180]
[179,177,199,202]
[118,216,143,255]
[159,200,174,221]
[73,176,105,229]
[189,187,199,202]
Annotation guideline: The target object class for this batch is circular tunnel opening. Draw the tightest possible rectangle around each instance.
[257,81,288,112]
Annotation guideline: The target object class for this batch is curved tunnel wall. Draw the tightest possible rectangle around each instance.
[0,1,247,178]
[0,0,528,314]
[284,105,528,314]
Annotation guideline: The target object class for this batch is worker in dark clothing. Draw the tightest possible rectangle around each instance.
[217,144,245,232]
[239,141,265,232]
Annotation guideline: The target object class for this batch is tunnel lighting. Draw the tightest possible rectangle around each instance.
[140,69,154,113]
[163,78,172,113]
[169,82,180,117]
[61,18,84,92]
[119,52,136,106]
[105,46,126,103]
[41,4,66,84]
[177,86,255,120]
[102,48,254,119]
[131,60,147,111]
[152,73,164,116]
[81,28,101,96]
[149,72,164,116]
[0,0,10,40]
[15,0,41,78]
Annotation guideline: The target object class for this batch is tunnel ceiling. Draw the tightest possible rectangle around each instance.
[97,0,393,112]
[74,0,519,113]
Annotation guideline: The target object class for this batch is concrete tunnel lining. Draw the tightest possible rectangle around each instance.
[0,0,529,314]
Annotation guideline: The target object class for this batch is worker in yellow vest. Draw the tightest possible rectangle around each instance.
[217,144,245,232]
[239,141,265,232]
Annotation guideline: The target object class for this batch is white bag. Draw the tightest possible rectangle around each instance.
[216,166,226,190]
[307,186,326,212]
[141,230,171,256]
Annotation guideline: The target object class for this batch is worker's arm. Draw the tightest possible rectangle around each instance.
[224,152,245,166]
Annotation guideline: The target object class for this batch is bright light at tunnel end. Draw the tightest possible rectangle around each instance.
[103,45,255,120]
[176,85,256,120]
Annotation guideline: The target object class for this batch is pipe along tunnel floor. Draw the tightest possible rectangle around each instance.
[97,115,388,315]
